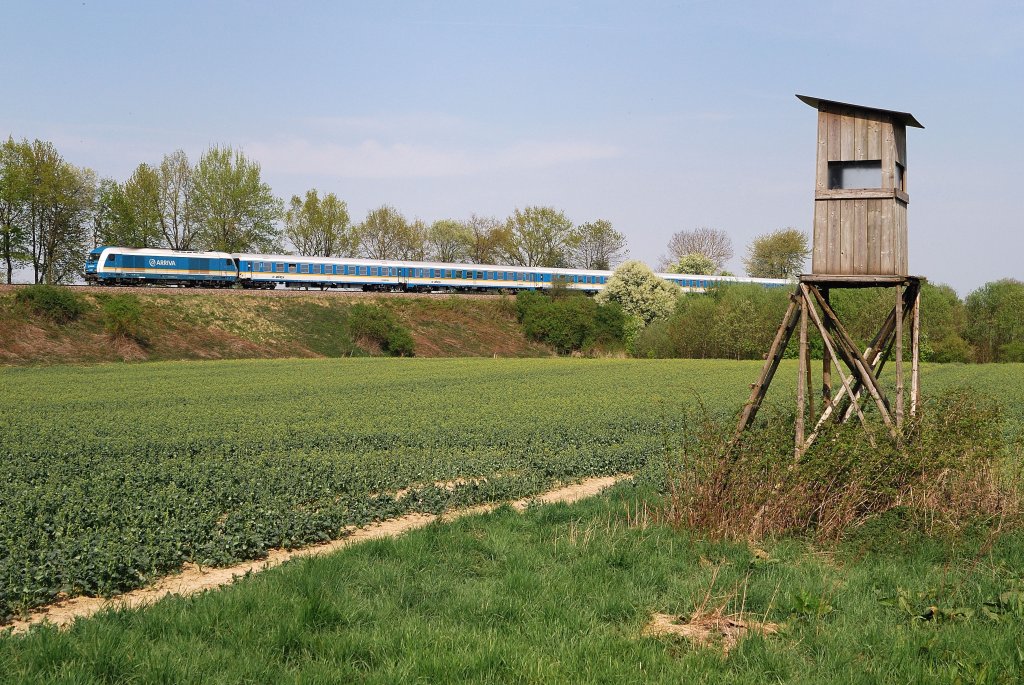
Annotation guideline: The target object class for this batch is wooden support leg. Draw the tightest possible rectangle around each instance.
[796,294,808,459]
[911,288,921,417]
[800,285,875,445]
[821,288,832,409]
[733,289,802,441]
[895,285,904,429]
[803,284,898,442]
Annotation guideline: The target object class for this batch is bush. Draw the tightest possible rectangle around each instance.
[102,295,145,341]
[515,290,624,354]
[657,388,1019,542]
[14,285,87,323]
[346,303,415,356]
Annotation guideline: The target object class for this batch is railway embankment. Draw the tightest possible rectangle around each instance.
[0,285,552,365]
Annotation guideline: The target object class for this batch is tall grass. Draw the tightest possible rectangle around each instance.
[659,388,1021,542]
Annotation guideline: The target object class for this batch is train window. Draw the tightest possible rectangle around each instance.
[288,264,297,273]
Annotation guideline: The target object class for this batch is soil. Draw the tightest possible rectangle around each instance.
[6,475,628,635]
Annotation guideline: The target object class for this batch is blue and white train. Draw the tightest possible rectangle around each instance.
[84,246,789,293]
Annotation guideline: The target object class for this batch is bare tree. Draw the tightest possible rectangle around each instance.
[661,226,733,272]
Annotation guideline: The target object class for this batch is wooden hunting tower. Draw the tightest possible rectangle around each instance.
[798,95,923,276]
[735,96,925,458]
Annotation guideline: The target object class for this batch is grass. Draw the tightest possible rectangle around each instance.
[3,483,1024,683]
[2,358,1023,681]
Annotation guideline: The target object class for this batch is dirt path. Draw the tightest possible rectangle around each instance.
[6,475,629,635]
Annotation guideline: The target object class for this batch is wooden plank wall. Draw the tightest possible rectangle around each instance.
[812,104,908,276]
[813,198,903,274]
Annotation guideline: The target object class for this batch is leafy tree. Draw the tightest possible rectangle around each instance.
[595,260,680,340]
[669,252,716,275]
[0,137,32,283]
[357,205,408,260]
[21,141,95,284]
[743,227,809,279]
[426,219,471,263]
[569,219,628,270]
[397,218,429,261]
[285,189,352,257]
[503,206,574,267]
[192,145,283,252]
[965,279,1024,362]
[662,226,733,272]
[464,214,508,264]
[156,150,198,250]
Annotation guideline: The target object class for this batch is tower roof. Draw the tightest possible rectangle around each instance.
[796,94,924,129]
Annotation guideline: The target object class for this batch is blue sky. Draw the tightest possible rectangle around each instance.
[3,1,1022,293]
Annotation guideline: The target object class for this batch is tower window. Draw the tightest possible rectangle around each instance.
[827,160,882,189]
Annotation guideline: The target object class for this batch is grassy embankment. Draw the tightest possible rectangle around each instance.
[0,286,550,364]
[1,359,1022,682]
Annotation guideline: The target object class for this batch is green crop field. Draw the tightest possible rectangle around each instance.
[1,358,1021,624]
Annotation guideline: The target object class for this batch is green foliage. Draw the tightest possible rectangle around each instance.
[356,204,416,260]
[426,218,472,263]
[965,278,1024,362]
[13,284,86,323]
[503,206,575,267]
[102,294,145,340]
[569,219,628,270]
[742,227,808,279]
[669,252,716,275]
[632,283,790,359]
[595,260,680,342]
[191,145,283,253]
[345,303,415,356]
[284,189,352,257]
[515,290,625,354]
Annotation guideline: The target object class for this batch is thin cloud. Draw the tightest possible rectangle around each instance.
[247,138,622,179]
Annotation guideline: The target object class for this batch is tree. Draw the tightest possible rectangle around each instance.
[503,206,574,267]
[357,205,408,260]
[192,145,283,253]
[396,218,428,261]
[284,189,352,257]
[156,150,198,250]
[669,253,716,275]
[964,279,1024,362]
[426,219,471,263]
[742,227,809,279]
[662,226,733,272]
[21,141,95,284]
[595,260,681,340]
[569,219,628,270]
[0,137,31,283]
[464,214,507,264]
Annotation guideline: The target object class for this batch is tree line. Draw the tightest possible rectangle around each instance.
[629,277,1024,364]
[0,137,632,284]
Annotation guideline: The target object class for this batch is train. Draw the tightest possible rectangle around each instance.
[84,246,790,293]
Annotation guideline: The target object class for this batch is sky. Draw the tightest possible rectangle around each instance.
[3,0,1022,294]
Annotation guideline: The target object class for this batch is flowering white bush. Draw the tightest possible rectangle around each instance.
[595,260,680,338]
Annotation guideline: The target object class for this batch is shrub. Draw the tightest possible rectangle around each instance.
[657,387,1019,542]
[515,291,625,354]
[102,295,145,341]
[14,284,87,323]
[346,303,415,356]
[595,261,679,341]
